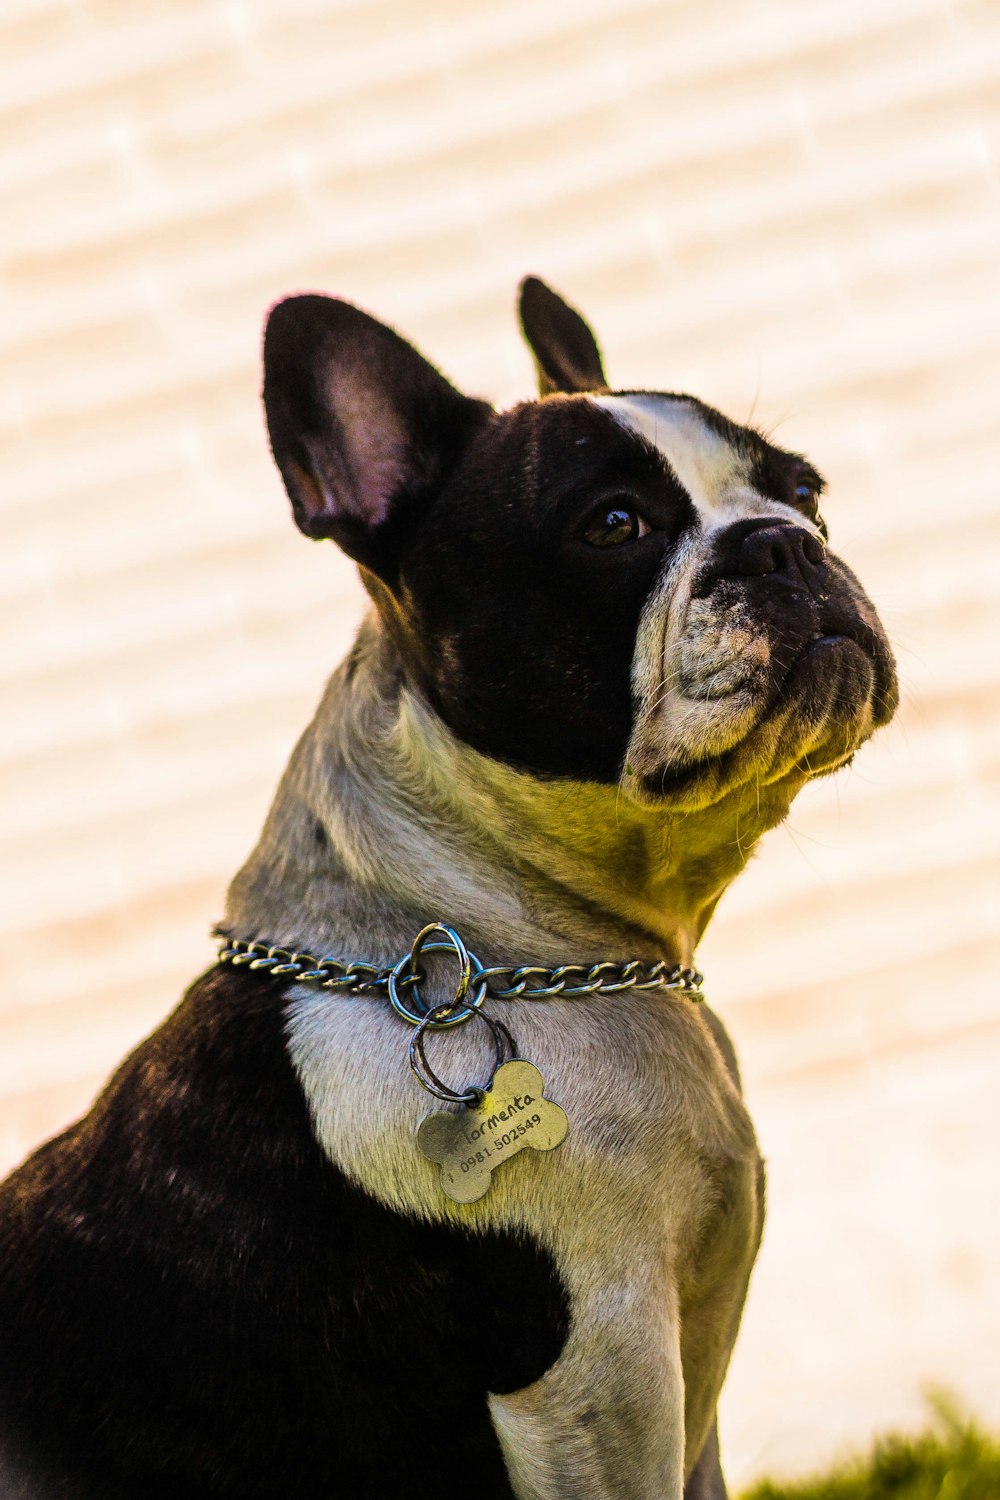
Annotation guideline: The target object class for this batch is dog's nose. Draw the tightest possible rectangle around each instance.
[732,521,826,580]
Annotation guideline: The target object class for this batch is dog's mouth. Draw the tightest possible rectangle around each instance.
[807,630,853,651]
[632,619,897,806]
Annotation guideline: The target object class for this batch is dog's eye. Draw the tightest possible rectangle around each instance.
[581,505,651,548]
[793,479,828,539]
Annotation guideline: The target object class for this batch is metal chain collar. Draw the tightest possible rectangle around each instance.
[216,920,704,1032]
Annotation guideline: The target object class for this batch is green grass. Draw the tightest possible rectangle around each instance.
[740,1404,1000,1500]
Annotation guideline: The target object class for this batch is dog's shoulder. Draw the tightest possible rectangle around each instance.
[0,963,295,1219]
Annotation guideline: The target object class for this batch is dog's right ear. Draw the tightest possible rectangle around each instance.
[263,294,491,581]
[518,276,609,396]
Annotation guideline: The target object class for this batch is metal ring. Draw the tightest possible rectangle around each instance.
[408,1004,517,1102]
[387,922,488,1028]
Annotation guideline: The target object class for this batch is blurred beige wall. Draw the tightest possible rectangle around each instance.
[2,0,999,1485]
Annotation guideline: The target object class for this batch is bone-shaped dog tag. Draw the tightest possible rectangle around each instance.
[416,1060,569,1204]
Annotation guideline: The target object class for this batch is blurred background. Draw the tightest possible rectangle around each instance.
[1,0,998,1485]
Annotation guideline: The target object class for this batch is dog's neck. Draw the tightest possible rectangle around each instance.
[223,615,802,970]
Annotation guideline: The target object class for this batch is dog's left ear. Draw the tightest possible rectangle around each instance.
[518,275,609,395]
[263,293,491,581]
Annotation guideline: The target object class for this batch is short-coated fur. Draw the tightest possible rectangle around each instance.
[0,277,897,1499]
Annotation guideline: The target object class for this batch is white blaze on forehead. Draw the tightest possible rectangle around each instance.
[592,393,752,523]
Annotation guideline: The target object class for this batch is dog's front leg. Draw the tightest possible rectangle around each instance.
[683,1420,726,1500]
[488,1278,685,1500]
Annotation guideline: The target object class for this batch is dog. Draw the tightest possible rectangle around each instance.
[0,277,897,1499]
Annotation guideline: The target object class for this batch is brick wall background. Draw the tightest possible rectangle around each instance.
[2,0,999,1484]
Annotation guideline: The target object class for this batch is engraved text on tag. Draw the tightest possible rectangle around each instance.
[416,1060,569,1203]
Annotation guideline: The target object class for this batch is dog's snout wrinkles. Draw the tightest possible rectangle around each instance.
[733,522,825,580]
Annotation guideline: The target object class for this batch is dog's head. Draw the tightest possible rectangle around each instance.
[262,278,897,814]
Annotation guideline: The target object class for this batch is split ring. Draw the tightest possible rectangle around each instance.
[409,1004,518,1103]
[387,922,488,1028]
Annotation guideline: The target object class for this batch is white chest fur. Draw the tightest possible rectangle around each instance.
[287,984,742,1238]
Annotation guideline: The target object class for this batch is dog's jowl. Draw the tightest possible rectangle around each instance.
[0,278,897,1500]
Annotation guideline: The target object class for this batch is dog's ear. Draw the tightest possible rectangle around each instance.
[263,294,491,580]
[518,276,609,396]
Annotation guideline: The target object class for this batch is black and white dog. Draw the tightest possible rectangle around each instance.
[0,279,897,1499]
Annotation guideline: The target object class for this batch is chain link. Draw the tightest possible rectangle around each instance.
[216,936,704,1003]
